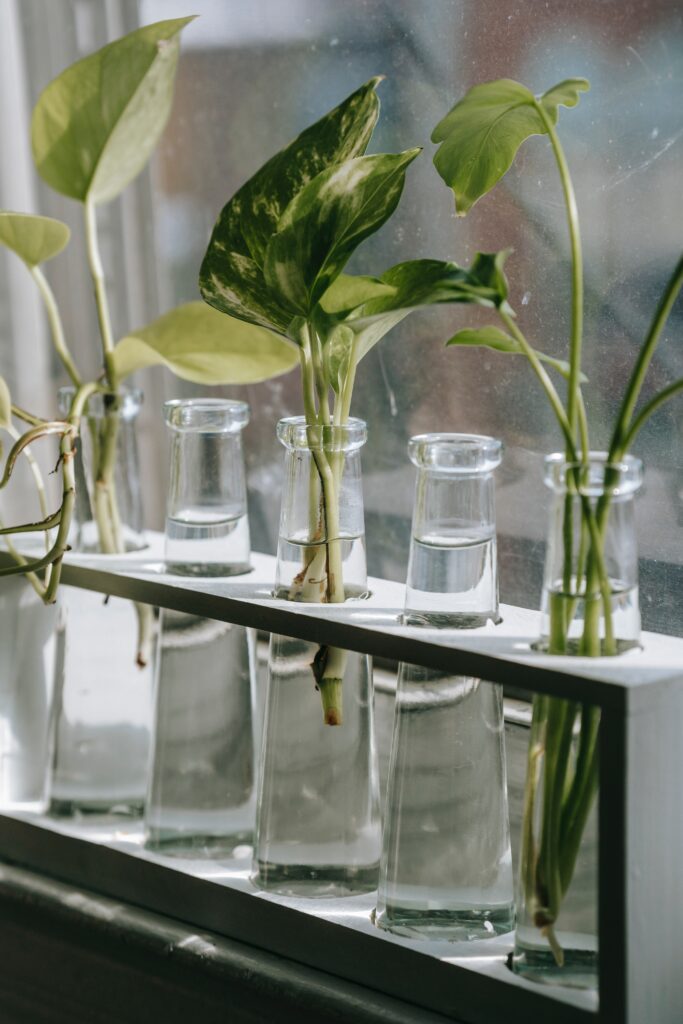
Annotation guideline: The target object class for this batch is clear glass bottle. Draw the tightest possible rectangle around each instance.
[49,387,153,817]
[514,453,643,989]
[539,452,643,654]
[253,417,381,896]
[376,434,514,940]
[0,577,62,812]
[58,386,146,553]
[145,399,257,855]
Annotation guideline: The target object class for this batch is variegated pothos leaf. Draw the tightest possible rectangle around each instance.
[264,149,421,316]
[199,78,382,337]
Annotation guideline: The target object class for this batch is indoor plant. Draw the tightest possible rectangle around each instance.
[199,76,567,726]
[0,17,297,618]
[0,17,297,812]
[432,76,683,984]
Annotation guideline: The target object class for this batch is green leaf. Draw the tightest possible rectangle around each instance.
[31,17,194,204]
[313,254,511,372]
[199,78,382,334]
[349,254,510,325]
[0,211,70,266]
[319,273,395,316]
[446,325,587,381]
[0,375,11,429]
[111,302,299,385]
[265,149,421,315]
[432,77,589,214]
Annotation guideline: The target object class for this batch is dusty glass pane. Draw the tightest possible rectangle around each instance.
[11,0,683,633]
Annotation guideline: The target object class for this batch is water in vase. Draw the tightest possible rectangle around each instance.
[377,668,515,939]
[165,509,250,577]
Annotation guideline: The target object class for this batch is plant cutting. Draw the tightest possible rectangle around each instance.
[0,18,298,662]
[199,76,573,726]
[432,76,683,981]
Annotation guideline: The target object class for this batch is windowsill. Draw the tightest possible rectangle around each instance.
[2,535,682,1021]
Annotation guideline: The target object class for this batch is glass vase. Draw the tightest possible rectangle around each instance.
[0,577,63,811]
[253,417,381,897]
[145,399,257,856]
[513,453,643,988]
[377,435,514,940]
[48,387,154,818]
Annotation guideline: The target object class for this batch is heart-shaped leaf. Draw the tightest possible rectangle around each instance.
[432,77,589,214]
[199,78,382,334]
[0,376,11,429]
[111,302,299,384]
[447,325,587,380]
[0,211,70,266]
[265,149,421,316]
[32,17,193,204]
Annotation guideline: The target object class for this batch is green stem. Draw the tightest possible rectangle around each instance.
[30,265,82,387]
[537,700,577,928]
[609,254,683,462]
[7,422,50,554]
[84,198,117,391]
[500,312,576,455]
[533,101,583,442]
[620,377,683,454]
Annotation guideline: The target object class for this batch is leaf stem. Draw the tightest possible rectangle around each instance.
[499,311,576,454]
[84,198,117,390]
[30,265,82,387]
[609,254,683,462]
[533,100,583,443]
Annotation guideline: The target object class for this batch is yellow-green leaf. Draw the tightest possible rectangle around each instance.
[0,211,70,266]
[112,302,299,385]
[32,17,194,204]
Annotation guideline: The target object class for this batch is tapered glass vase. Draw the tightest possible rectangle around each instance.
[253,417,381,897]
[49,387,153,818]
[377,435,514,941]
[145,399,257,856]
[513,453,643,989]
[0,577,62,812]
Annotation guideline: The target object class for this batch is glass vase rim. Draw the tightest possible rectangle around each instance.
[276,415,367,452]
[57,384,143,420]
[544,451,643,496]
[164,397,250,432]
[408,433,502,473]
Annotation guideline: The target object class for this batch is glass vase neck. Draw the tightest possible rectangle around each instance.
[409,433,502,474]
[164,398,249,433]
[544,452,643,497]
[164,398,251,577]
[274,416,368,602]
[405,434,502,628]
[58,385,143,421]
[277,416,367,453]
